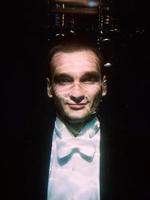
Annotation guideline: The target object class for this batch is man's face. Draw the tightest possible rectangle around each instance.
[47,50,107,123]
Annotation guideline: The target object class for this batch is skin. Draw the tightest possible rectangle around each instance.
[47,50,107,135]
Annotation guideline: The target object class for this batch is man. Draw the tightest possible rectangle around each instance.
[14,35,134,200]
[46,35,107,200]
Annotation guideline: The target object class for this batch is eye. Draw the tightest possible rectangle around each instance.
[58,78,71,85]
[81,76,100,84]
[54,76,73,85]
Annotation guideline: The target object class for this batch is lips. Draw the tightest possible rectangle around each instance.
[67,103,87,110]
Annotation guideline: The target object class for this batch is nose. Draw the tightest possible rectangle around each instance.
[70,96,84,103]
[70,83,85,103]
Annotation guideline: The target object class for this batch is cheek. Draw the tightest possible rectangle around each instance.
[89,90,102,114]
[87,87,102,101]
[52,86,68,99]
[52,85,102,102]
[52,88,69,106]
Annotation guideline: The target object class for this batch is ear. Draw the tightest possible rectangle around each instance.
[46,77,53,98]
[101,75,107,96]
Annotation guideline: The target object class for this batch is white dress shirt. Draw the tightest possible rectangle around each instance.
[47,117,100,200]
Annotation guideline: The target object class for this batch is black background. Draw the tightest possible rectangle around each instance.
[1,0,150,199]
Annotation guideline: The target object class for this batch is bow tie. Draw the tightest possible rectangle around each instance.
[57,138,96,161]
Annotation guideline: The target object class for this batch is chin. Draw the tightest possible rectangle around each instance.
[65,114,91,124]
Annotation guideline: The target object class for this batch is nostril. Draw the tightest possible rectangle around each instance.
[71,96,84,103]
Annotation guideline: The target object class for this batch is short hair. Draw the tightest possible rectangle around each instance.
[48,34,104,80]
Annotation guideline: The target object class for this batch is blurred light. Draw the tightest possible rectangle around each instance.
[104,62,112,67]
[102,38,110,42]
[88,0,99,7]
[55,33,65,37]
[70,30,75,33]
[52,0,99,7]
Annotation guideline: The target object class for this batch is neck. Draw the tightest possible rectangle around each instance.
[57,114,96,137]
[65,121,84,137]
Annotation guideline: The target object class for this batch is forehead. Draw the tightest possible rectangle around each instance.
[51,50,100,75]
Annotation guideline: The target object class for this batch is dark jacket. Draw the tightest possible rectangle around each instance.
[12,101,147,200]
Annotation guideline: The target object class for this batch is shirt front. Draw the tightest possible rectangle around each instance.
[47,117,100,200]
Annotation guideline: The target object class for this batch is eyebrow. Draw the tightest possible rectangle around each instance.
[81,71,100,79]
[53,71,101,81]
[53,73,73,82]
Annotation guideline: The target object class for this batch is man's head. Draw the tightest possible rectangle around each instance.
[47,35,107,124]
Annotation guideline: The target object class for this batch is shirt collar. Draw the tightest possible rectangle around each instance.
[55,116,100,140]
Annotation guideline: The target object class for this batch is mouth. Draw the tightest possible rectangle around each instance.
[67,103,87,110]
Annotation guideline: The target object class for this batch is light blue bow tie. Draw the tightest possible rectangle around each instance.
[57,138,96,160]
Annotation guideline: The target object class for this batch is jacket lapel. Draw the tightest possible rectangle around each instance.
[40,117,55,200]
